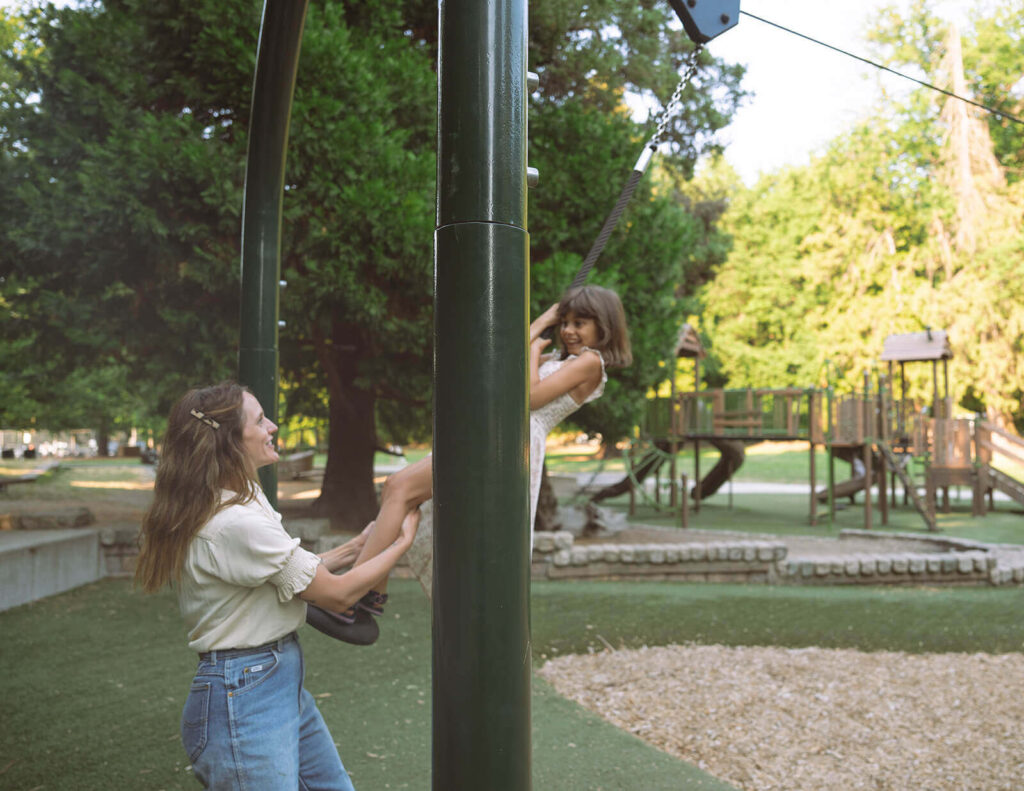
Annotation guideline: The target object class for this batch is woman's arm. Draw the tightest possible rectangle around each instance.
[529,350,603,410]
[299,511,419,611]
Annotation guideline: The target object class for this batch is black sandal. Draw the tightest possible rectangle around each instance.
[356,590,389,617]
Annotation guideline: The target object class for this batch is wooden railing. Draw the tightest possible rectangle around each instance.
[645,388,824,441]
[977,421,1024,469]
[641,391,1024,475]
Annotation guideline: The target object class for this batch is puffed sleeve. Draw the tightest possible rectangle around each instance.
[205,507,321,602]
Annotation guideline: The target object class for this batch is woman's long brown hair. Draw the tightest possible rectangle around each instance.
[135,383,259,593]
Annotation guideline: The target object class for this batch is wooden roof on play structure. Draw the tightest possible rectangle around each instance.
[674,323,706,359]
[880,330,953,362]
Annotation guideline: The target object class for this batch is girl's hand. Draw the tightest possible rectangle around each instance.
[529,302,561,341]
[531,335,551,356]
[537,302,560,328]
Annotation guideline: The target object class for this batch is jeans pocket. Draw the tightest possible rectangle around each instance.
[180,681,210,763]
[233,649,280,695]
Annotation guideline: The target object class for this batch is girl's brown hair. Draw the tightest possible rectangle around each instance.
[556,285,632,367]
[135,382,259,593]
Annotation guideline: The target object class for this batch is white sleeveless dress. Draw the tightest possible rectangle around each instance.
[529,348,607,533]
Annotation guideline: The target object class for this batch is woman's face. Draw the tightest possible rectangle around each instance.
[241,392,280,469]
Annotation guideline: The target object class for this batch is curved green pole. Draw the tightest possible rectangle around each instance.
[238,0,310,508]
[434,0,531,787]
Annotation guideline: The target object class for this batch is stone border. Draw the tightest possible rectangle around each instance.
[775,551,994,586]
[531,528,1013,587]
[13,507,1019,595]
[533,531,787,584]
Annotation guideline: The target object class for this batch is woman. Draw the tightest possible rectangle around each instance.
[135,382,419,789]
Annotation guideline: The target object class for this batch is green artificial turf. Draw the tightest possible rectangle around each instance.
[604,489,1024,545]
[531,579,1024,658]
[0,579,735,791]
[6,575,1024,789]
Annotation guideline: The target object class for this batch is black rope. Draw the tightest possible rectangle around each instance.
[541,152,651,339]
[741,10,1024,127]
[571,161,648,289]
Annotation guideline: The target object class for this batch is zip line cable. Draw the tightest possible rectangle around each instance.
[740,10,1024,127]
[554,13,1020,301]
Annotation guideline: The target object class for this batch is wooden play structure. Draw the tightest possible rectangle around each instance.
[622,327,1024,531]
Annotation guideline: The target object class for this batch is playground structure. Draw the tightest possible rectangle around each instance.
[625,329,1024,531]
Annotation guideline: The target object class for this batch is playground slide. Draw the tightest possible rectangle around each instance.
[987,466,1024,508]
[815,475,867,503]
[815,444,869,503]
[690,438,745,500]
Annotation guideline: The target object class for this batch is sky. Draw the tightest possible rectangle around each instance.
[702,0,975,183]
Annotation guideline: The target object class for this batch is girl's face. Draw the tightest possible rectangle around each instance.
[560,310,599,355]
[241,392,280,469]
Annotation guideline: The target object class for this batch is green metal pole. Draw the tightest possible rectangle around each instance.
[434,0,531,788]
[238,0,310,508]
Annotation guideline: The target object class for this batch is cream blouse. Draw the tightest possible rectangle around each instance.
[177,488,321,653]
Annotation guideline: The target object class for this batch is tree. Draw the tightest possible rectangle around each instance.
[279,2,436,526]
[525,1,744,448]
[1,0,258,441]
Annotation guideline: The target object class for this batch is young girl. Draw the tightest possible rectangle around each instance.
[321,285,631,634]
[135,383,420,786]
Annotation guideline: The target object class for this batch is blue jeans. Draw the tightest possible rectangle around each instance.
[180,632,355,791]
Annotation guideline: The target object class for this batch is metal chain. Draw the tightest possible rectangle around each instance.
[649,44,703,149]
[559,43,706,295]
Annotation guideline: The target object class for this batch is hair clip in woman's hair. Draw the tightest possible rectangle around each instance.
[190,409,220,430]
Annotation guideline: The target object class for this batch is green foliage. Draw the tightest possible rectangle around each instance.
[278,1,436,449]
[1,0,259,432]
[966,2,1024,180]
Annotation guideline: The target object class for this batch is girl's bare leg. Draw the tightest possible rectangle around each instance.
[353,454,434,594]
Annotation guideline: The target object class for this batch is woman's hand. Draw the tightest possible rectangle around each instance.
[397,508,421,548]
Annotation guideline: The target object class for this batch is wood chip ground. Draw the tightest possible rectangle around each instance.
[539,644,1024,790]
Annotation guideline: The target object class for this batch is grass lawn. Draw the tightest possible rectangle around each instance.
[593,489,1024,545]
[0,579,733,791]
[4,577,1024,789]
